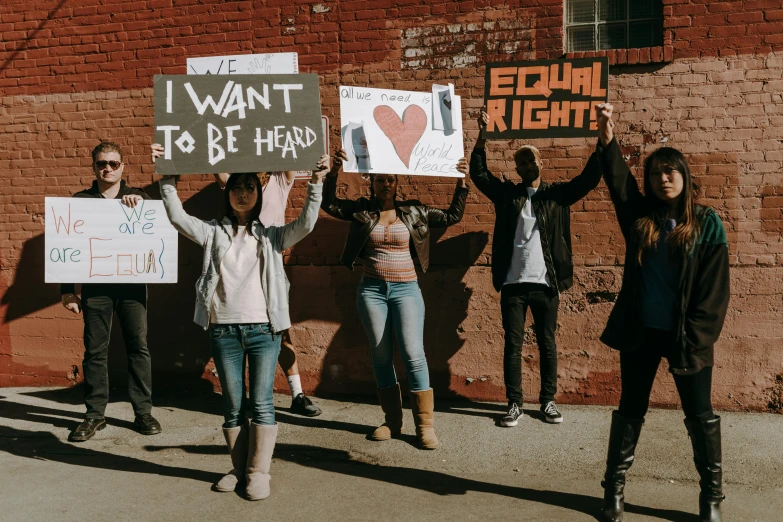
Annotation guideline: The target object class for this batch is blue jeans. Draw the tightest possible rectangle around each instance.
[209,323,281,427]
[356,277,430,392]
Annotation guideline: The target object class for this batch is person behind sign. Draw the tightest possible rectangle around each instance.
[214,170,323,418]
[61,142,162,442]
[321,149,469,450]
[595,104,729,522]
[152,144,329,500]
[471,110,603,427]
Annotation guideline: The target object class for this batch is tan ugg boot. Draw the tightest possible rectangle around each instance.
[245,422,278,501]
[410,388,439,450]
[371,383,404,441]
[214,423,248,492]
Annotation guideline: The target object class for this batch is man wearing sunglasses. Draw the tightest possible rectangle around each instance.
[61,142,162,442]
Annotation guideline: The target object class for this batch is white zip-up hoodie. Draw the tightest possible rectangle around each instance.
[159,177,323,331]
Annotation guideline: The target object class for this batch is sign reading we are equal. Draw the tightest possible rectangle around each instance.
[154,74,324,174]
[45,198,178,284]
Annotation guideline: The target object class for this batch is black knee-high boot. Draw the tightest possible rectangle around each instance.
[685,416,724,522]
[601,411,645,522]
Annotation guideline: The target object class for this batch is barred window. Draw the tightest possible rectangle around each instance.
[566,0,663,52]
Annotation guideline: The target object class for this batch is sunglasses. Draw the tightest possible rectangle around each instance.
[94,160,122,170]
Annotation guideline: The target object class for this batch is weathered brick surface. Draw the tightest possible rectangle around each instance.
[1,1,781,412]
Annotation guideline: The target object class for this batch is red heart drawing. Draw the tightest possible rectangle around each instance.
[373,104,427,168]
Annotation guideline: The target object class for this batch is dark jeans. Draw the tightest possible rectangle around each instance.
[619,328,714,421]
[500,282,560,405]
[81,284,152,419]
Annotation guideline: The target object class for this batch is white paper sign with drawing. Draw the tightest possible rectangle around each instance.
[339,85,465,177]
[44,198,179,284]
[186,52,299,75]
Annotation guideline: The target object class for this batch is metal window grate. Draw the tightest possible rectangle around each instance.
[566,0,663,52]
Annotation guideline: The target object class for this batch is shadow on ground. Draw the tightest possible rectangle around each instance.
[139,442,697,522]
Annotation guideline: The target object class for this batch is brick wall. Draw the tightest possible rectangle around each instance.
[1,0,782,412]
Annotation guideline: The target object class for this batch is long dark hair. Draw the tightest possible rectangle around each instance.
[223,172,263,234]
[635,147,699,264]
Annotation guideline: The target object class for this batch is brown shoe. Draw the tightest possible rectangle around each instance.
[371,383,404,441]
[410,388,439,450]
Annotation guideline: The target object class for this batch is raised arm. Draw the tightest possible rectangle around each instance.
[469,110,505,204]
[276,155,328,250]
[151,144,211,245]
[549,152,603,207]
[321,149,359,221]
[428,157,469,227]
[158,177,211,246]
[595,104,645,239]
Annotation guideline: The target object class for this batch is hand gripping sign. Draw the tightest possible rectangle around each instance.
[153,74,324,175]
[482,57,609,139]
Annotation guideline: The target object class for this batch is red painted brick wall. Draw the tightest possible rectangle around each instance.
[1,0,782,412]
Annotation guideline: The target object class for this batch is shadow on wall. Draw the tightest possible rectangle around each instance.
[287,217,489,400]
[2,181,227,402]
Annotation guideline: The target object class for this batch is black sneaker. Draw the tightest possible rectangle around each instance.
[291,393,322,417]
[500,402,523,427]
[541,401,563,424]
[134,413,162,435]
[68,417,106,442]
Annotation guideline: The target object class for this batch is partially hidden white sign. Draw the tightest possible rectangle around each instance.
[187,53,298,75]
[339,85,465,178]
[45,198,178,283]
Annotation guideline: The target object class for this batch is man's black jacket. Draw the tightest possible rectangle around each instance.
[469,148,602,292]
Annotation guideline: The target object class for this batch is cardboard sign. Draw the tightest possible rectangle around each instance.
[186,52,299,75]
[339,85,465,178]
[45,198,178,283]
[154,74,324,175]
[295,115,330,180]
[482,58,609,139]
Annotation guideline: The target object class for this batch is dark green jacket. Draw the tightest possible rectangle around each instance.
[598,138,730,375]
[469,147,603,292]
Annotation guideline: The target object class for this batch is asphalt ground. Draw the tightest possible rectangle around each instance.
[1,387,781,521]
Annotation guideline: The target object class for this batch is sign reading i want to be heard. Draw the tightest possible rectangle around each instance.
[153,74,324,174]
[45,198,178,284]
[482,57,609,139]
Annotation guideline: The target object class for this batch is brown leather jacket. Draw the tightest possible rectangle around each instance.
[320,174,469,272]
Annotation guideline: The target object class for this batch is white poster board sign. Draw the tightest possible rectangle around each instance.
[45,198,178,283]
[339,85,465,178]
[187,53,299,75]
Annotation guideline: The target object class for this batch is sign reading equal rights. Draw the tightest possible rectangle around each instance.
[154,74,324,175]
[339,85,465,178]
[45,198,178,283]
[482,57,609,139]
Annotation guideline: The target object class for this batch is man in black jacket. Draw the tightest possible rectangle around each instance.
[470,111,602,427]
[61,142,161,442]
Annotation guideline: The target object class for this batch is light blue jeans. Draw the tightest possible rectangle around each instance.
[356,277,430,392]
[209,323,281,427]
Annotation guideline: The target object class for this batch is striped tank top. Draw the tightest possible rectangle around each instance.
[362,218,417,282]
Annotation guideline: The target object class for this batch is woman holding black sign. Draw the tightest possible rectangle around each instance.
[152,144,329,500]
[321,149,469,450]
[594,104,730,522]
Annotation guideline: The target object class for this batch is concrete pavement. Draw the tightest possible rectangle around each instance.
[0,387,781,522]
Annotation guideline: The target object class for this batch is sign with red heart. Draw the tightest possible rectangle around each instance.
[339,85,465,177]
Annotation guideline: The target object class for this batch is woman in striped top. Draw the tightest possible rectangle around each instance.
[321,149,469,450]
